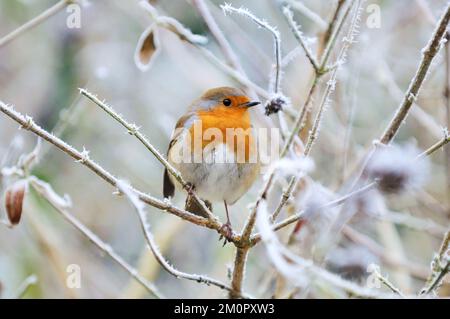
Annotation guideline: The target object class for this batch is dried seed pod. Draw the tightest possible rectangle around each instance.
[4,179,28,226]
[364,144,429,194]
[264,93,290,116]
[134,24,161,72]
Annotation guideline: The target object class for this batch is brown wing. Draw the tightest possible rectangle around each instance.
[163,112,196,199]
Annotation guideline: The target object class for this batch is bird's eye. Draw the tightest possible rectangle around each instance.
[223,99,232,106]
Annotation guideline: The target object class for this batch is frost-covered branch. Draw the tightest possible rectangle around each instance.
[117,181,245,297]
[29,177,163,298]
[303,0,363,156]
[221,3,282,93]
[380,2,450,144]
[79,88,215,220]
[0,0,71,48]
[420,231,450,295]
[0,101,239,243]
[282,6,320,72]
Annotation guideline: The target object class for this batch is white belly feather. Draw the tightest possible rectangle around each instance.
[168,136,259,204]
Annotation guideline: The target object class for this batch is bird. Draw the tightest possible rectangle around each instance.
[163,87,261,242]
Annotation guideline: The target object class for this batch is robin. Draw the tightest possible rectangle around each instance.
[163,87,261,241]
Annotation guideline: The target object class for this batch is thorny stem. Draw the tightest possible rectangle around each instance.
[283,6,320,72]
[304,0,361,156]
[0,101,240,243]
[79,88,216,221]
[29,178,163,298]
[117,181,246,298]
[0,0,71,48]
[229,247,249,299]
[227,0,362,297]
[319,0,355,70]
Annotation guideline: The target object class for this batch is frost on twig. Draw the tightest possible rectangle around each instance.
[116,180,242,297]
[420,231,450,295]
[255,201,399,298]
[136,1,208,71]
[79,88,216,221]
[221,3,282,94]
[14,274,38,298]
[364,144,430,194]
[282,6,319,71]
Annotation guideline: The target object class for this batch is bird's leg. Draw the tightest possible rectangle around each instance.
[185,182,195,196]
[219,201,233,245]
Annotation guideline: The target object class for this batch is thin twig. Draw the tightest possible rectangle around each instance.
[0,0,70,48]
[380,3,450,144]
[197,46,270,99]
[29,177,163,298]
[116,180,247,298]
[304,0,362,156]
[267,0,362,224]
[229,247,249,299]
[417,130,450,158]
[251,129,450,245]
[420,231,450,295]
[191,0,256,97]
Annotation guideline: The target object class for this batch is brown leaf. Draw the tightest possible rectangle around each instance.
[5,179,28,226]
[134,24,161,71]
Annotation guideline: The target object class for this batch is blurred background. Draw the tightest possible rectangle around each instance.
[0,0,449,298]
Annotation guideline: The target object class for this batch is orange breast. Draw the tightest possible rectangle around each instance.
[189,106,255,162]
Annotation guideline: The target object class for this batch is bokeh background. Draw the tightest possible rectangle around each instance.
[0,0,449,298]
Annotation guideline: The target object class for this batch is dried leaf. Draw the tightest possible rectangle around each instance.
[4,179,28,226]
[134,24,161,72]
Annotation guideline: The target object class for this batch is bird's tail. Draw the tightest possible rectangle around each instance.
[185,195,213,218]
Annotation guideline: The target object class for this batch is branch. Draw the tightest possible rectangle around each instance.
[373,267,405,297]
[417,129,450,158]
[0,0,70,48]
[0,101,239,243]
[191,0,256,97]
[116,180,247,298]
[79,88,215,221]
[14,275,38,298]
[29,177,163,298]
[282,6,320,72]
[380,3,450,144]
[420,231,450,295]
[303,0,362,156]
[282,0,327,30]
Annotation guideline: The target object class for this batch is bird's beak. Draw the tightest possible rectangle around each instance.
[241,101,261,108]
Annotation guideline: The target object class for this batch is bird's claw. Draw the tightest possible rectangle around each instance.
[219,222,233,246]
